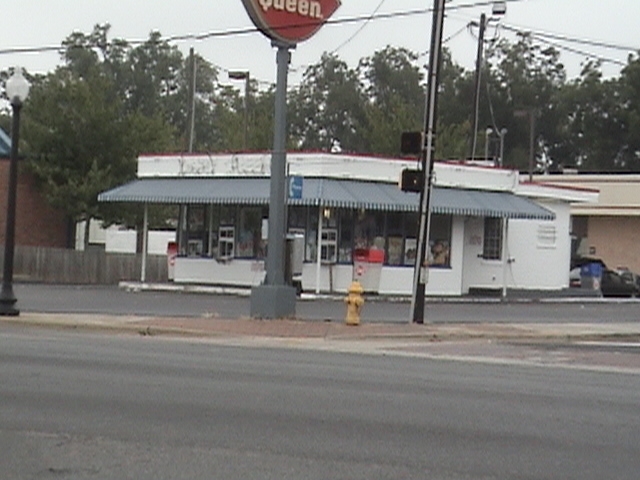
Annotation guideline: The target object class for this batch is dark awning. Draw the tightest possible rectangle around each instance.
[98,177,555,220]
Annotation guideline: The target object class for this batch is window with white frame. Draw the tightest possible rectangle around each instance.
[218,226,235,260]
[482,217,502,260]
[321,228,338,263]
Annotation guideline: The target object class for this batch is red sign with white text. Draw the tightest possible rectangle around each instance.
[242,0,341,45]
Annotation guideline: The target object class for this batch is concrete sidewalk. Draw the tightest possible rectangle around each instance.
[4,311,640,343]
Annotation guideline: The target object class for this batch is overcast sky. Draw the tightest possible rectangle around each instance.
[1,0,638,89]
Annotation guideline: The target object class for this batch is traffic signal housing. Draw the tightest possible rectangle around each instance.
[400,131,424,155]
[399,168,424,193]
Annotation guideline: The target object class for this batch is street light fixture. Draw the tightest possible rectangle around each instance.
[228,71,250,150]
[0,68,30,316]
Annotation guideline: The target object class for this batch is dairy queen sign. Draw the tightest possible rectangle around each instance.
[242,0,341,44]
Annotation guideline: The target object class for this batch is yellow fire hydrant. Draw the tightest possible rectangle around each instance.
[344,280,365,326]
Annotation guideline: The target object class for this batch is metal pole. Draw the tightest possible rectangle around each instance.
[410,0,446,324]
[528,111,535,181]
[140,203,149,283]
[265,44,291,287]
[499,128,507,167]
[469,13,486,160]
[501,218,509,299]
[0,102,22,316]
[315,207,323,294]
[250,43,297,319]
[243,74,250,150]
[188,48,197,153]
[229,71,251,150]
[484,128,492,162]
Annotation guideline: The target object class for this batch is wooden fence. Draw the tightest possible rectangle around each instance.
[2,246,168,284]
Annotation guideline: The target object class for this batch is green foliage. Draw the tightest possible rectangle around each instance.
[8,23,640,249]
[289,53,368,152]
[24,69,134,223]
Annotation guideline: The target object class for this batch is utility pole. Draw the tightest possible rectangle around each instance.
[469,13,486,161]
[410,0,446,324]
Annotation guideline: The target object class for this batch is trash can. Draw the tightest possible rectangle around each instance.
[353,248,385,293]
[167,241,178,281]
[580,262,602,290]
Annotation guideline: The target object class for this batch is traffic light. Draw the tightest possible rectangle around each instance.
[399,168,424,193]
[400,131,424,155]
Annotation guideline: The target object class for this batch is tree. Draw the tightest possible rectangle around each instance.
[23,69,136,244]
[485,32,567,171]
[20,26,181,245]
[615,54,640,170]
[358,46,425,155]
[552,62,624,170]
[289,53,368,152]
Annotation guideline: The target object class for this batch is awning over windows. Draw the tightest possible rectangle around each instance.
[98,177,555,220]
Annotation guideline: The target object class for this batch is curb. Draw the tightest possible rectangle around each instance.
[3,314,640,345]
[118,281,620,304]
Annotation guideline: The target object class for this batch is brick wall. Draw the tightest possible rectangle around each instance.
[0,159,69,248]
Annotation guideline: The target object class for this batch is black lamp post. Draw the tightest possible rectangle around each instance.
[0,68,30,316]
[228,71,250,150]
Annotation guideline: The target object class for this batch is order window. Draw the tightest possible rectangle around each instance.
[321,229,338,263]
[218,226,235,260]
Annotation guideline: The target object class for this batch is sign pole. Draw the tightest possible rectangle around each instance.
[266,43,292,287]
[242,0,341,319]
[410,0,446,324]
[250,42,298,319]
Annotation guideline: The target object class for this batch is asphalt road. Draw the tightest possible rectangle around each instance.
[1,327,638,480]
[12,282,640,324]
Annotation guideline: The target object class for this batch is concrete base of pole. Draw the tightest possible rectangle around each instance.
[250,284,296,319]
[0,287,19,316]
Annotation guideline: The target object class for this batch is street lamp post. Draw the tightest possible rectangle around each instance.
[484,127,493,162]
[515,109,536,180]
[229,71,250,150]
[498,127,507,167]
[0,68,30,316]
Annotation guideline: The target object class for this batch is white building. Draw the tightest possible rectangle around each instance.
[98,152,596,296]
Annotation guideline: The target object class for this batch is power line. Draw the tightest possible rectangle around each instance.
[330,0,387,55]
[528,35,627,68]
[498,23,631,68]
[0,1,524,56]
[0,1,634,79]
[500,23,638,53]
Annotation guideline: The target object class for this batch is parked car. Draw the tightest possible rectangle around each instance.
[569,257,639,297]
[600,268,639,298]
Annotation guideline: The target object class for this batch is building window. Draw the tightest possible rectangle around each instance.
[386,213,404,266]
[321,228,338,263]
[218,226,235,260]
[483,217,502,260]
[237,207,265,258]
[338,210,353,263]
[179,205,210,257]
[428,214,452,268]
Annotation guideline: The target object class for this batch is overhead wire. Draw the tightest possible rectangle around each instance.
[0,0,634,85]
[329,0,387,55]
